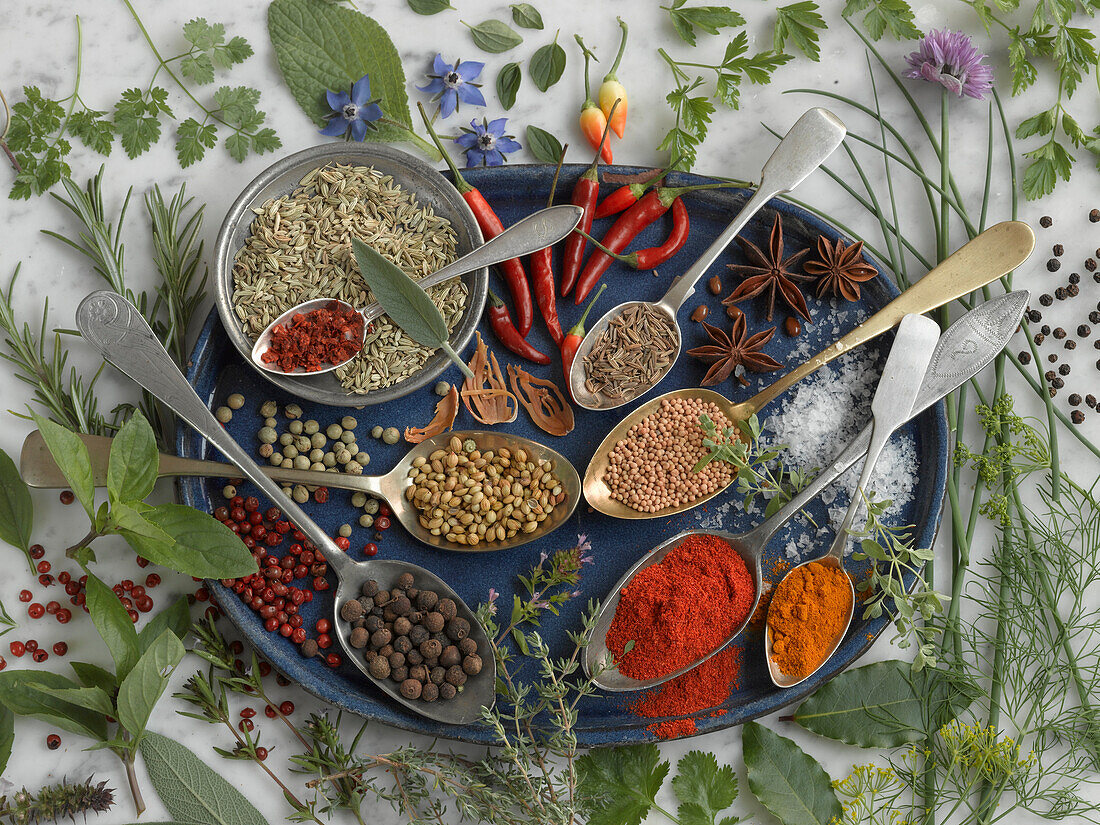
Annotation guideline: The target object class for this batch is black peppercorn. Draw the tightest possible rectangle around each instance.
[1045,370,1056,381]
[1027,309,1042,323]
[1095,340,1100,350]
[1068,284,1080,297]
[1040,215,1053,227]
[1039,293,1053,306]
[1054,327,1067,339]
[1065,340,1077,350]
[1069,272,1080,284]
[1048,258,1062,272]
[1052,244,1064,256]
[1059,364,1071,376]
[1041,324,1051,335]
[1035,333,1046,345]
[1052,377,1065,389]
[1079,325,1092,337]
[1055,287,1068,300]
[1086,259,1097,272]
[1050,387,1058,398]
[1071,410,1085,424]
[1019,351,1032,364]
[1087,394,1097,408]
[1095,272,1100,284]
[1048,353,1059,363]
[1090,209,1100,222]
[1069,393,1082,406]
[1091,312,1100,324]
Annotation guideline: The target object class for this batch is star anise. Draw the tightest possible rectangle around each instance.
[686,315,782,387]
[723,213,814,322]
[804,236,878,302]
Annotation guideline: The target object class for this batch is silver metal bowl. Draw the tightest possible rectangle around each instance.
[213,142,487,407]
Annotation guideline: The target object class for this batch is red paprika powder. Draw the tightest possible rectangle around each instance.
[605,533,755,680]
[633,645,742,739]
[261,302,365,373]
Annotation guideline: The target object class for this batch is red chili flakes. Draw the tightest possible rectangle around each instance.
[260,302,365,373]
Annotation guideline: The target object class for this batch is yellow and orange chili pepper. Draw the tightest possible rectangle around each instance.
[575,35,612,164]
[598,18,629,139]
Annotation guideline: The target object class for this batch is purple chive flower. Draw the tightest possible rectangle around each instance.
[904,30,993,100]
[486,588,499,615]
[455,118,521,168]
[319,75,383,141]
[417,54,486,119]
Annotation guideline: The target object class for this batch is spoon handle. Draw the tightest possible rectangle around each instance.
[75,290,353,578]
[360,204,582,323]
[659,108,846,314]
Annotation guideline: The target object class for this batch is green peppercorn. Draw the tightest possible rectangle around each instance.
[341,416,357,430]
[336,449,352,464]
[364,498,380,515]
[322,452,337,468]
[359,513,374,528]
[325,423,342,440]
[303,419,320,435]
[222,484,236,499]
[292,485,309,504]
[434,381,450,396]
[227,393,245,410]
[259,443,274,459]
[281,458,294,469]
[281,485,293,496]
[285,404,303,420]
[260,400,278,418]
[269,453,284,466]
[371,425,384,439]
[310,462,326,472]
[338,523,353,538]
[264,417,277,429]
[355,452,370,466]
[293,455,310,470]
[351,492,368,508]
[310,432,327,449]
[337,431,354,445]
[288,420,303,435]
[283,445,299,459]
[279,432,293,446]
[295,435,312,452]
[215,406,233,423]
[258,427,277,444]
[345,460,363,475]
[382,427,400,445]
[309,448,324,463]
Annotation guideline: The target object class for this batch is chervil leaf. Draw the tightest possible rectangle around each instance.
[739,50,792,84]
[180,53,216,86]
[774,1,826,60]
[114,89,164,157]
[225,132,249,162]
[577,743,669,825]
[664,3,745,46]
[1062,112,1086,146]
[68,110,114,155]
[250,128,281,155]
[212,36,253,69]
[212,86,260,123]
[176,118,218,167]
[681,94,715,136]
[182,18,225,51]
[672,751,739,825]
[1015,107,1057,139]
[1008,32,1040,93]
[1056,26,1097,95]
[1022,138,1073,199]
[842,0,921,40]
[148,87,174,117]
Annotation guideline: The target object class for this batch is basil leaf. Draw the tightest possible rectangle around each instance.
[108,409,159,503]
[529,36,566,92]
[84,570,140,680]
[525,125,564,163]
[497,62,522,110]
[117,630,185,738]
[268,0,416,144]
[35,685,117,718]
[0,707,13,776]
[408,0,453,13]
[0,447,32,555]
[463,19,523,53]
[123,504,257,579]
[30,413,95,520]
[70,661,118,694]
[113,501,176,544]
[510,3,544,29]
[140,732,269,825]
[138,596,192,653]
[0,670,109,741]
[742,721,841,825]
[352,238,473,378]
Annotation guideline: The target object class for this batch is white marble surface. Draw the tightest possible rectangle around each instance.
[1,1,1098,823]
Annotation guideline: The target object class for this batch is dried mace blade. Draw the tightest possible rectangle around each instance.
[404,385,460,443]
[804,236,878,302]
[686,315,782,387]
[461,332,518,425]
[507,364,575,436]
[723,213,814,322]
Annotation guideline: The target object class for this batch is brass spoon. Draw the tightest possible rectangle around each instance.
[582,221,1035,520]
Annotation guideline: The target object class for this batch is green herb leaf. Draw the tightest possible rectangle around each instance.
[111,501,176,545]
[176,118,219,168]
[525,125,564,163]
[117,629,186,738]
[0,707,12,776]
[510,3,544,29]
[30,413,95,520]
[0,447,33,556]
[140,732,269,825]
[69,661,118,695]
[530,35,567,92]
[268,0,417,147]
[664,2,746,47]
[84,570,140,680]
[351,238,473,378]
[497,63,522,110]
[407,0,453,14]
[35,685,117,718]
[1022,137,1073,200]
[672,751,739,825]
[577,743,669,825]
[121,503,258,579]
[68,110,115,155]
[841,0,920,40]
[138,596,192,653]
[774,2,826,61]
[742,721,841,825]
[113,88,166,159]
[0,670,109,741]
[107,409,159,503]
[463,19,524,53]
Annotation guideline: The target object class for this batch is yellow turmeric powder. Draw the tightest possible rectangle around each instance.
[768,561,853,679]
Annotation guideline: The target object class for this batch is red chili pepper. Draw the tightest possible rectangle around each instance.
[532,148,567,344]
[560,284,606,400]
[579,196,690,269]
[560,100,619,298]
[418,103,534,335]
[594,177,663,219]
[486,288,550,365]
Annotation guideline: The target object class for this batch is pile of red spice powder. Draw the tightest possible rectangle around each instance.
[605,533,755,680]
[261,301,365,372]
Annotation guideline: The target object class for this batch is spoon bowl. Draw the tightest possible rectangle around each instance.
[250,298,363,376]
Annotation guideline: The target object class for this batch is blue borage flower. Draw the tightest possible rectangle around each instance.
[319,74,383,141]
[904,29,993,100]
[417,54,486,119]
[454,117,521,168]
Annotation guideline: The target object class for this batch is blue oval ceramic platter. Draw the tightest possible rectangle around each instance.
[179,163,948,746]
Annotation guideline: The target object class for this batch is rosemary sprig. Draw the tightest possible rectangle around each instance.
[0,778,115,825]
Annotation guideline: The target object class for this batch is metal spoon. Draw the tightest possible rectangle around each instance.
[582,290,1028,691]
[250,204,584,375]
[764,312,940,688]
[75,290,495,725]
[568,107,847,410]
[581,220,1035,520]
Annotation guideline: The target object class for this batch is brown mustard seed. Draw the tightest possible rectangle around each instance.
[1072,410,1085,424]
[690,305,709,323]
[708,275,723,295]
[785,316,801,336]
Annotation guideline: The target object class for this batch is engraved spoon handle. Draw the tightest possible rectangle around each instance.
[75,291,354,577]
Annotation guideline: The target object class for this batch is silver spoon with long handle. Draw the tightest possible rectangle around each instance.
[569,107,847,410]
[583,290,1029,691]
[75,290,495,726]
[250,204,583,375]
[764,313,940,689]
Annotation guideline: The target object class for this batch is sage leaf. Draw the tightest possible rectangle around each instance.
[107,409,159,503]
[123,504,257,579]
[70,661,118,695]
[30,413,95,520]
[84,570,140,680]
[671,751,739,824]
[530,35,566,92]
[138,596,192,653]
[408,0,453,14]
[117,630,185,738]
[497,62,522,110]
[352,238,473,378]
[525,125,564,163]
[742,721,841,825]
[793,660,976,748]
[0,448,32,555]
[463,19,523,53]
[35,685,117,718]
[576,743,668,825]
[268,0,416,145]
[0,671,109,741]
[140,732,268,825]
[0,707,11,775]
[510,3,544,29]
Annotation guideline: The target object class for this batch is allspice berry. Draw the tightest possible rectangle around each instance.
[370,628,392,648]
[445,665,467,687]
[440,683,457,700]
[340,600,364,622]
[393,617,412,636]
[459,637,478,656]
[690,305,708,323]
[707,275,722,294]
[462,654,483,675]
[391,666,408,683]
[300,639,319,658]
[445,617,470,641]
[362,580,379,597]
[368,656,390,679]
[437,598,457,621]
[440,645,462,668]
[391,596,412,616]
[349,627,369,649]
[420,638,443,660]
[424,612,445,633]
[417,590,439,611]
[399,679,422,700]
[397,572,415,590]
[421,682,439,702]
[431,666,446,685]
